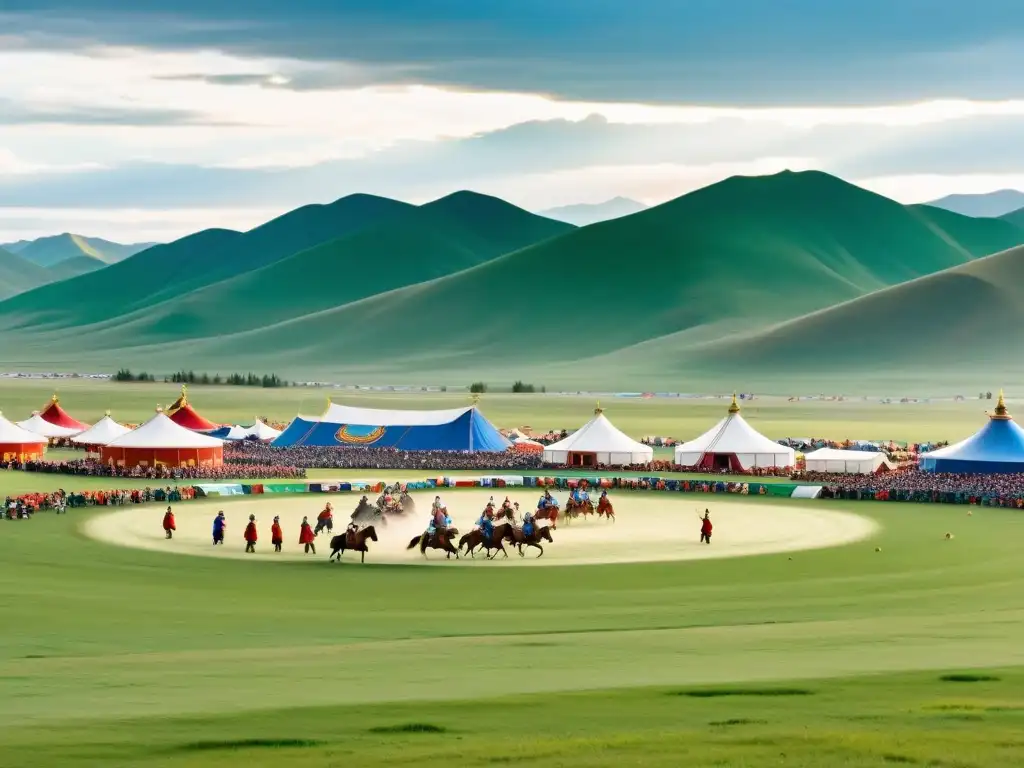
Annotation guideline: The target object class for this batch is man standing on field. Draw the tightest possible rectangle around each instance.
[162,506,176,539]
[700,510,712,544]
[244,514,258,553]
[271,516,284,552]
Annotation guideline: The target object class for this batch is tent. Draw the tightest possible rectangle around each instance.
[273,400,510,451]
[804,447,893,474]
[166,385,218,431]
[674,395,795,471]
[210,420,282,441]
[71,412,132,451]
[39,394,89,431]
[0,410,47,461]
[16,411,84,438]
[102,410,224,468]
[919,391,1024,473]
[542,405,652,467]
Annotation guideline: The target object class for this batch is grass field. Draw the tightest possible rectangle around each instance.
[2,494,1024,766]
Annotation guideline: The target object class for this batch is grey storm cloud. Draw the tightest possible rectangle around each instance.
[3,1,1024,105]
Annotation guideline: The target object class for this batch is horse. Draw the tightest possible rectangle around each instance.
[565,496,594,522]
[397,492,415,515]
[510,525,554,557]
[328,526,378,563]
[533,504,559,529]
[351,499,386,527]
[458,523,515,559]
[493,506,517,523]
[314,515,334,536]
[407,527,461,559]
[597,497,615,521]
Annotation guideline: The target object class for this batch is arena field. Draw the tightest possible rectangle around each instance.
[3,493,1024,767]
[84,491,878,566]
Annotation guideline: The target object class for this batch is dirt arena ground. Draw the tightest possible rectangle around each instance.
[84,490,878,566]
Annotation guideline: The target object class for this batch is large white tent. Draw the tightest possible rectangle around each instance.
[71,413,132,448]
[803,447,893,474]
[674,396,795,471]
[542,406,653,467]
[106,412,224,450]
[16,411,86,438]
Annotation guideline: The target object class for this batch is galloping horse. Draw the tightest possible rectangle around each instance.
[510,525,554,557]
[351,499,386,527]
[407,527,461,559]
[328,526,378,563]
[458,523,515,559]
[597,495,615,521]
[533,504,559,529]
[397,492,416,515]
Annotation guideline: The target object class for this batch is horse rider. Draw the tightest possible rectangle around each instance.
[522,509,536,539]
[538,490,554,510]
[346,518,360,548]
[244,513,258,554]
[478,510,495,542]
[212,511,226,545]
[501,496,514,513]
[700,510,713,544]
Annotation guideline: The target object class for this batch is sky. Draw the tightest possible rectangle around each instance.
[3,1,1024,242]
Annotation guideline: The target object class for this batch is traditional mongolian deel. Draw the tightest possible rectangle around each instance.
[673,395,795,471]
[273,401,511,452]
[919,391,1024,474]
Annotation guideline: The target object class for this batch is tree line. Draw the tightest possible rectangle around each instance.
[469,381,544,394]
[114,369,289,388]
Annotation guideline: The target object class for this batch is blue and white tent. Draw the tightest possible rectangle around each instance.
[273,402,511,452]
[919,392,1024,474]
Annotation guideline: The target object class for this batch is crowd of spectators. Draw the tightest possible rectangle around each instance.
[809,468,1024,506]
[2,458,305,480]
[224,442,544,471]
[6,485,198,517]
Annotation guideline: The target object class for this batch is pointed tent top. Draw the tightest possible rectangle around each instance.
[991,389,1011,420]
[594,400,603,415]
[51,392,59,404]
[167,385,188,414]
[728,393,740,414]
[105,409,111,417]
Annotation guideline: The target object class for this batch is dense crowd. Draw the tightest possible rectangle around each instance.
[812,468,1024,505]
[2,458,305,480]
[6,485,198,516]
[225,443,544,471]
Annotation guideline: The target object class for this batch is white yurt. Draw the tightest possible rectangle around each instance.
[542,404,653,467]
[803,447,893,474]
[71,412,132,453]
[16,411,85,438]
[674,395,795,471]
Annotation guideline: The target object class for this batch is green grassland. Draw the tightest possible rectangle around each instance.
[2,497,1023,766]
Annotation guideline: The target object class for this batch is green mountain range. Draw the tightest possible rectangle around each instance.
[1,171,1023,392]
[4,234,155,268]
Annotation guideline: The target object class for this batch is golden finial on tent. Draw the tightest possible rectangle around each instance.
[728,392,740,414]
[991,389,1010,420]
[594,400,603,415]
[51,392,59,404]
[105,409,111,417]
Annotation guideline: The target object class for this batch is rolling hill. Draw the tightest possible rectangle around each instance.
[0,247,53,300]
[927,190,1024,218]
[0,194,415,331]
[693,244,1024,390]
[10,234,155,267]
[1002,206,1024,228]
[46,255,108,281]
[41,191,575,344]
[540,197,648,226]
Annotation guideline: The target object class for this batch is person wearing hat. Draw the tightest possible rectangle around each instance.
[299,515,316,554]
[243,513,258,553]
[162,506,176,540]
[700,510,712,544]
[212,511,226,545]
[271,516,284,552]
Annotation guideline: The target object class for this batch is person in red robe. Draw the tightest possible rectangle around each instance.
[271,516,284,552]
[700,510,713,544]
[162,507,176,539]
[244,514,258,553]
[299,516,316,554]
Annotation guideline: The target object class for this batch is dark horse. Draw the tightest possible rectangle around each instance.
[407,527,460,559]
[458,523,515,559]
[351,499,386,527]
[510,525,554,557]
[314,515,334,536]
[328,525,378,563]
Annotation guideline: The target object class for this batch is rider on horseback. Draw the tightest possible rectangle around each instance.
[346,519,360,547]
[522,509,535,538]
[538,490,554,510]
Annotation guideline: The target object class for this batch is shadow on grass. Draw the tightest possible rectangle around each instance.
[178,738,322,752]
[671,687,814,698]
[939,674,1000,683]
[367,723,448,734]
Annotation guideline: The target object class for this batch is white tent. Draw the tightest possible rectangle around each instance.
[71,413,132,447]
[803,448,893,474]
[107,412,224,449]
[16,411,85,438]
[246,419,282,441]
[542,406,652,467]
[0,411,48,444]
[674,396,795,471]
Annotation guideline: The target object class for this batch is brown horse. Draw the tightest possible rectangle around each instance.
[510,525,554,557]
[458,523,515,559]
[533,504,559,529]
[597,497,615,521]
[328,526,378,563]
[407,527,460,559]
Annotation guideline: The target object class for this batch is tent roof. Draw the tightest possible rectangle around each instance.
[322,400,480,426]
[544,408,649,454]
[804,448,886,461]
[107,411,224,449]
[71,414,132,446]
[675,396,792,456]
[40,394,89,431]
[168,403,218,431]
[247,419,282,440]
[0,411,48,445]
[16,411,84,438]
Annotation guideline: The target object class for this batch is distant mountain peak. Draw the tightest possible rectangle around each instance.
[927,190,1024,218]
[540,197,648,226]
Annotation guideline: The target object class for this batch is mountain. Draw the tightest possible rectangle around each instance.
[1,240,30,253]
[46,191,575,344]
[926,190,1024,218]
[46,255,108,281]
[694,244,1024,391]
[540,197,648,226]
[10,234,155,267]
[0,194,415,331]
[1002,206,1024,228]
[0,247,54,300]
[77,170,1024,382]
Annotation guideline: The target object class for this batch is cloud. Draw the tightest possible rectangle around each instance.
[5,1,1024,105]
[0,98,238,127]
